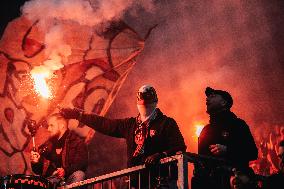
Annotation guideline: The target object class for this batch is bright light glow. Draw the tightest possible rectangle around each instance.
[31,68,51,99]
[195,124,204,137]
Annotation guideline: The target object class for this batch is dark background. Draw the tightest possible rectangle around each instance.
[1,0,284,186]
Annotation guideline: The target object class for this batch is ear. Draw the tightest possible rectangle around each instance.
[59,119,67,130]
[220,99,228,108]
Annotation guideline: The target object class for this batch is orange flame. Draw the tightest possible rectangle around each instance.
[195,124,204,138]
[31,68,51,99]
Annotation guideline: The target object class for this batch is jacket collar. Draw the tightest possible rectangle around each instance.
[209,110,237,125]
[136,108,163,125]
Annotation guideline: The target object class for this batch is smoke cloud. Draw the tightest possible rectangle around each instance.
[107,0,284,179]
[111,0,284,133]
[19,0,284,185]
[21,0,154,92]
[22,0,154,27]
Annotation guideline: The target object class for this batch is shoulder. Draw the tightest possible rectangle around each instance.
[227,112,249,128]
[161,115,178,127]
[40,136,56,148]
[154,111,180,131]
[199,124,210,136]
[232,117,250,129]
[165,116,177,123]
[126,117,136,123]
[121,117,136,128]
[235,117,247,125]
[201,124,211,132]
[156,109,176,122]
[68,131,85,142]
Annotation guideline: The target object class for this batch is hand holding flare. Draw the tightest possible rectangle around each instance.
[25,118,38,151]
[59,107,82,120]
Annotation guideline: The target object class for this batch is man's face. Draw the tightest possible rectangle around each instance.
[278,146,284,172]
[47,117,61,138]
[137,103,157,116]
[206,93,227,114]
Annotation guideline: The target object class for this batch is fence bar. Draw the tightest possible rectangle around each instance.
[177,154,188,189]
[63,154,187,189]
[138,171,141,189]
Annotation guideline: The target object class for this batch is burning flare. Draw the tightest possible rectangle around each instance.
[195,124,205,138]
[31,67,52,99]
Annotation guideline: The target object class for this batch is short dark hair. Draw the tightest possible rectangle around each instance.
[48,113,67,125]
[279,140,284,147]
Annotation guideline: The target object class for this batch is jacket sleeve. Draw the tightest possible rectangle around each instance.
[227,120,258,166]
[65,138,88,177]
[31,158,44,175]
[79,114,132,138]
[163,118,187,156]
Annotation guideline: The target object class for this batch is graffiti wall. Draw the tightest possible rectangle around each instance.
[0,15,144,176]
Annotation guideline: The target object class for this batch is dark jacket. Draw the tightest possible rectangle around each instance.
[80,108,186,167]
[192,111,258,189]
[31,130,88,178]
[198,111,258,168]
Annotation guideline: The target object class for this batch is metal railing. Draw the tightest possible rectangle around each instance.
[61,153,189,189]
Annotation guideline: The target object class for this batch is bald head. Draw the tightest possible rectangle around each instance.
[136,85,158,105]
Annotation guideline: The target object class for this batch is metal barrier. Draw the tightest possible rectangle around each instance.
[60,152,267,189]
[61,153,189,189]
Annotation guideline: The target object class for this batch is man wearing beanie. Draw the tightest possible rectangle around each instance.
[192,87,258,189]
[60,85,186,188]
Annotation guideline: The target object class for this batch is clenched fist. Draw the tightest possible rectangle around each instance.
[52,168,65,179]
[144,153,163,166]
[59,108,80,120]
[30,151,40,163]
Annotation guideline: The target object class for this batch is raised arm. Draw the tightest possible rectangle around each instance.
[60,108,132,138]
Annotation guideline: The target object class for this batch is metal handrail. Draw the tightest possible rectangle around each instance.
[62,153,188,189]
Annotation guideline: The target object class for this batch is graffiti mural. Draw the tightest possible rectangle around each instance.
[0,16,144,175]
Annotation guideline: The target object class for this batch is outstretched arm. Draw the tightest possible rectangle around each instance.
[60,108,132,138]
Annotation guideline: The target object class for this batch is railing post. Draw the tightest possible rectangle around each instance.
[177,153,188,189]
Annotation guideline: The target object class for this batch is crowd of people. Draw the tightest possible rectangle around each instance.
[26,85,283,189]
